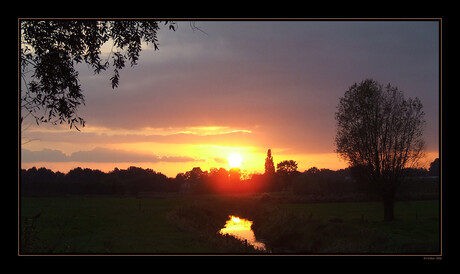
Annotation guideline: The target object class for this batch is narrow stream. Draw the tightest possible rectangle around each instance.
[218,215,266,251]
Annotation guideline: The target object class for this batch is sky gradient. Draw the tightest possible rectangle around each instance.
[21,20,440,177]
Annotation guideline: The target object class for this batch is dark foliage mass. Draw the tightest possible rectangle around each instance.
[21,166,177,196]
[21,158,439,199]
[335,79,427,221]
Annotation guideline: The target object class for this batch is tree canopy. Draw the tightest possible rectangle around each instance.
[276,160,298,177]
[335,79,426,221]
[20,20,176,130]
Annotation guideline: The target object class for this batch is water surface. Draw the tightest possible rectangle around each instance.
[218,215,266,251]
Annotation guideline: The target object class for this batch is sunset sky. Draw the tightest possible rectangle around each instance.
[20,20,440,177]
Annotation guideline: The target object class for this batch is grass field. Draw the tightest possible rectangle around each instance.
[20,196,220,253]
[253,199,440,253]
[20,194,440,254]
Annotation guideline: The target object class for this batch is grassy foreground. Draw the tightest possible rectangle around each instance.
[20,194,440,254]
[252,199,440,253]
[20,196,221,253]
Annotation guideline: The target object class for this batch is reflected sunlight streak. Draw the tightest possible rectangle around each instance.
[218,215,266,251]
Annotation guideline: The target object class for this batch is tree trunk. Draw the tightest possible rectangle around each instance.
[382,190,396,221]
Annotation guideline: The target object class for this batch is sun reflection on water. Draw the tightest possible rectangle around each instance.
[218,215,266,251]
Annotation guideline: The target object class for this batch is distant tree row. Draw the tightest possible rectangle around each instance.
[21,166,177,196]
[21,157,439,197]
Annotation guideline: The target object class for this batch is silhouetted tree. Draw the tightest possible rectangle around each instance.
[229,168,242,182]
[21,166,173,196]
[205,168,228,193]
[20,20,176,129]
[335,79,426,221]
[276,160,298,176]
[184,167,206,185]
[175,172,187,184]
[276,160,299,190]
[429,158,440,177]
[264,149,275,175]
[305,166,320,175]
[264,149,277,191]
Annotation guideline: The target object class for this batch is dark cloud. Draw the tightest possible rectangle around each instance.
[24,129,254,147]
[21,149,68,162]
[21,148,200,163]
[23,21,439,168]
[77,21,438,152]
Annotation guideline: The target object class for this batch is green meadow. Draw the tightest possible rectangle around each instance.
[20,195,440,254]
[20,196,219,253]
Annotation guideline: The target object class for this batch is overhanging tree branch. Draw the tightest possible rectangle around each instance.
[20,20,176,130]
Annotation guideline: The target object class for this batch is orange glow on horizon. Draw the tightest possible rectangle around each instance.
[21,135,439,178]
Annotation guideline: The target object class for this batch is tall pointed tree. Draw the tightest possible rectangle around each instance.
[265,149,275,175]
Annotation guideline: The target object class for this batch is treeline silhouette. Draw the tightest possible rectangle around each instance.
[21,158,439,199]
[21,166,175,196]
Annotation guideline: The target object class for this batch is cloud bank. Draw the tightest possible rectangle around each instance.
[22,147,200,163]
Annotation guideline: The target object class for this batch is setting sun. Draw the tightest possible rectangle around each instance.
[228,153,243,168]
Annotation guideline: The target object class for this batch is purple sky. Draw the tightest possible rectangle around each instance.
[21,20,440,176]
